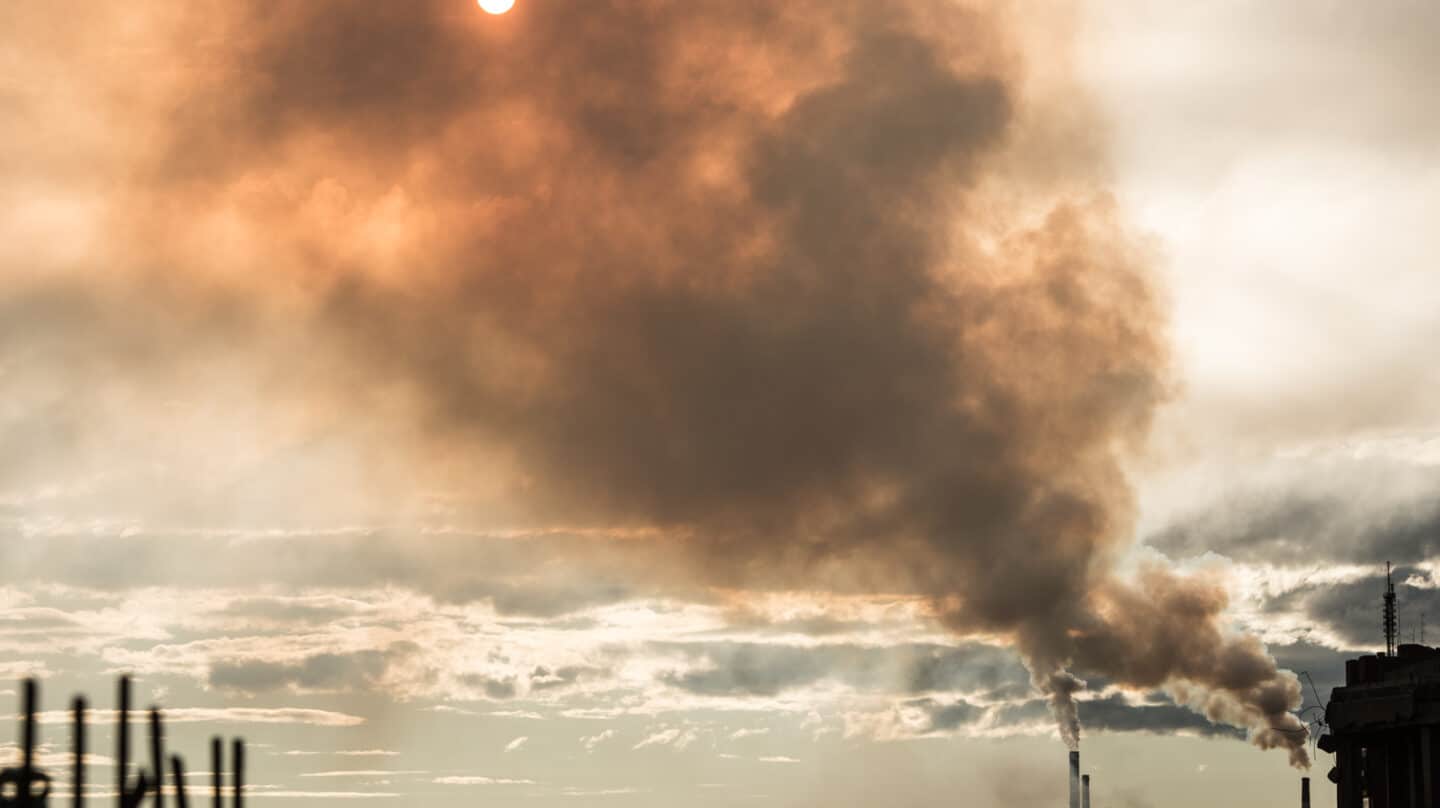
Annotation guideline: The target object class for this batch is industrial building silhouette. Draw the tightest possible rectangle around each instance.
[1320,564,1440,807]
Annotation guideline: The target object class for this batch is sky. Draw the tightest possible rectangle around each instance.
[2,1,1439,806]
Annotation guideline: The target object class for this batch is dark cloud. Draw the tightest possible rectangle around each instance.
[991,698,1052,727]
[1268,640,1357,717]
[459,673,517,700]
[208,642,419,694]
[0,531,672,618]
[656,641,1029,698]
[902,697,985,732]
[1284,568,1440,651]
[1147,458,1440,565]
[215,598,362,625]
[529,665,609,692]
[455,581,638,619]
[991,693,1243,739]
[1078,693,1242,739]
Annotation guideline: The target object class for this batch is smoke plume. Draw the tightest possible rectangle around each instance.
[0,0,1306,763]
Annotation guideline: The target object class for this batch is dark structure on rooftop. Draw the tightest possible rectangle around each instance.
[1321,564,1440,807]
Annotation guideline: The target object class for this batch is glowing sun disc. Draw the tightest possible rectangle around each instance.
[479,0,515,14]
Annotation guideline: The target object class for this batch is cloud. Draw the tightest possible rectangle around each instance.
[433,776,536,786]
[159,708,366,727]
[529,665,609,693]
[632,727,699,751]
[1076,693,1243,739]
[503,736,529,753]
[656,641,1029,698]
[581,730,615,752]
[1285,567,1440,650]
[903,698,986,732]
[459,673,517,700]
[10,707,364,727]
[213,597,365,625]
[301,771,428,778]
[208,643,419,694]
[1147,455,1440,566]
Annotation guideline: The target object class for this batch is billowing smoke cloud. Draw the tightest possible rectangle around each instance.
[0,0,1305,763]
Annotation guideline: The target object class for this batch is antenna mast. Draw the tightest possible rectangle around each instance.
[1384,561,1397,656]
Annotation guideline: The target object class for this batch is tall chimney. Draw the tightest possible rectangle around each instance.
[1069,751,1080,808]
[1301,776,1311,808]
[1082,774,1091,808]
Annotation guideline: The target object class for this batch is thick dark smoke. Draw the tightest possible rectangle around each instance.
[2,0,1306,763]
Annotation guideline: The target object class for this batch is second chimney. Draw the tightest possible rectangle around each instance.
[1301,776,1311,808]
[1082,773,1091,808]
[1069,751,1080,808]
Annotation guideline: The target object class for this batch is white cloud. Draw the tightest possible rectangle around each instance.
[581,729,615,751]
[504,736,529,753]
[434,776,536,786]
[244,791,400,799]
[559,787,641,797]
[301,771,427,778]
[12,708,365,727]
[632,727,699,751]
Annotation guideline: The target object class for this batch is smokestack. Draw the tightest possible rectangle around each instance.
[1082,774,1091,808]
[1069,751,1080,808]
[1301,777,1311,808]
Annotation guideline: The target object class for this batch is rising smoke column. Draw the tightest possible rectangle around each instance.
[1,0,1306,764]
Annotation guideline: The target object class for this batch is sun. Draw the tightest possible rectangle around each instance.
[478,0,515,14]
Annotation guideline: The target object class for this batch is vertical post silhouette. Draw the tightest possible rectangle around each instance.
[20,679,37,808]
[117,676,131,802]
[231,739,245,808]
[150,708,165,808]
[122,772,150,808]
[171,756,189,808]
[3,677,251,808]
[72,696,86,808]
[210,737,223,808]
